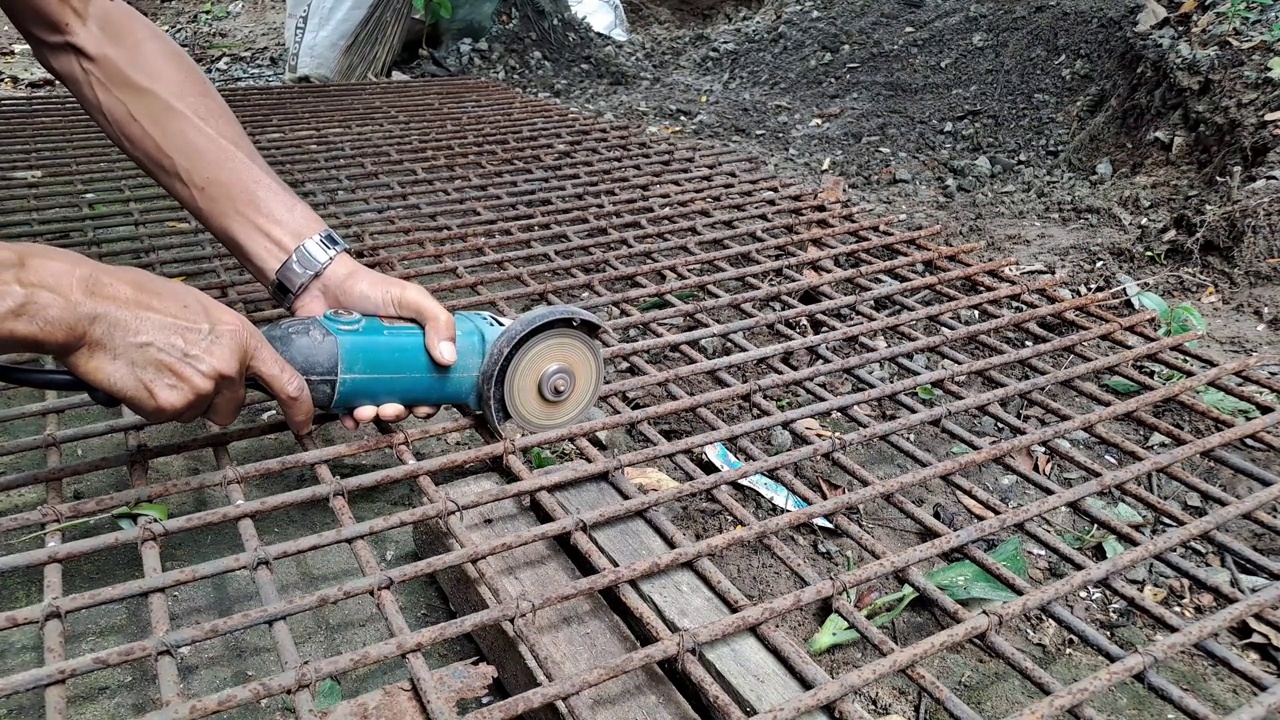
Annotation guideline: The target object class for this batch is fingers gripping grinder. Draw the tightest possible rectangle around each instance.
[0,305,607,436]
[261,305,606,434]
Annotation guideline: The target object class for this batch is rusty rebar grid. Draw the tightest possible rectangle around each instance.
[0,78,1277,720]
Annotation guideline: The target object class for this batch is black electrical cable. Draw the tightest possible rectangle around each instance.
[0,362,272,408]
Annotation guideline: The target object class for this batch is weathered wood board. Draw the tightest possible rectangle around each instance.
[413,472,700,720]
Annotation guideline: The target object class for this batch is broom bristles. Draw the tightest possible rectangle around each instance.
[329,0,413,82]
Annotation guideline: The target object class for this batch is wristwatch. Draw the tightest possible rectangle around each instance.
[269,228,350,309]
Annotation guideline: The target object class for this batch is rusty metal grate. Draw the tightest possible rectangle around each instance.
[1,77,1278,720]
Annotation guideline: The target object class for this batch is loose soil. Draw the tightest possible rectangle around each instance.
[1,0,1278,718]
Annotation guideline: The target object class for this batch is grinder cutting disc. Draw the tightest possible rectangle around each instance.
[478,306,605,434]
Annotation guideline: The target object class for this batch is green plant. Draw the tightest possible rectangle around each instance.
[1132,291,1206,346]
[1223,0,1275,28]
[7,503,169,545]
[1099,366,1264,419]
[806,537,1029,655]
[413,0,453,23]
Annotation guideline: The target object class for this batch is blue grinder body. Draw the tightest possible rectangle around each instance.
[260,309,509,412]
[258,304,605,432]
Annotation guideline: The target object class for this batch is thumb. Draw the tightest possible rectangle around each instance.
[393,284,457,367]
[245,333,316,435]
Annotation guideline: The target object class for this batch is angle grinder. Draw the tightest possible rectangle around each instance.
[0,305,606,435]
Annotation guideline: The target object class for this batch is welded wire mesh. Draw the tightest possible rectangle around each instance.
[0,78,1278,720]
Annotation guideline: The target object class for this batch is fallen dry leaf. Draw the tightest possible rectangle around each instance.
[624,467,680,492]
[1176,0,1198,13]
[1011,447,1036,475]
[1200,285,1218,303]
[796,417,822,433]
[813,429,842,439]
[1143,585,1169,604]
[1265,110,1280,122]
[955,490,996,520]
[1034,451,1053,477]
[818,476,846,499]
[1243,617,1280,647]
[1135,0,1168,31]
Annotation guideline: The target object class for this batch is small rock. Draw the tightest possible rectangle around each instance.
[1125,562,1151,584]
[894,169,912,183]
[991,156,1017,172]
[699,337,725,358]
[943,178,959,198]
[973,156,993,177]
[767,426,793,454]
[1095,157,1114,181]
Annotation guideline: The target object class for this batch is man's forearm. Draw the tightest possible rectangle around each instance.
[0,0,327,287]
[0,243,90,356]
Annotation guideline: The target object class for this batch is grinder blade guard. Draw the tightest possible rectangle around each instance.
[479,305,606,434]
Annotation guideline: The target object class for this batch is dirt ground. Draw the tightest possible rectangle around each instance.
[1,0,1278,717]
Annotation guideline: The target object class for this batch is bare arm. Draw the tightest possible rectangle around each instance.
[0,0,324,286]
[1,0,459,429]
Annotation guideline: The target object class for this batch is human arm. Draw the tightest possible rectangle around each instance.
[0,242,316,433]
[0,0,455,427]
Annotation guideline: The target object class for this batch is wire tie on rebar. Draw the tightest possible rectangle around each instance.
[376,573,396,591]
[250,547,274,570]
[37,503,66,526]
[294,659,317,694]
[513,598,536,622]
[136,522,161,549]
[37,598,65,629]
[40,431,61,453]
[327,480,348,503]
[150,635,178,663]
[220,464,245,493]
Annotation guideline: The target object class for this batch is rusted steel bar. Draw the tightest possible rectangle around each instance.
[0,108,613,172]
[0,335,1253,704]
[294,431,459,720]
[0,296,1161,575]
[469,235,859,720]
[644,250,1115,720]
[900,236,1280,450]
[458,407,1280,720]
[1002,581,1280,720]
[7,145,745,218]
[842,242,1280,566]
[38,379,68,719]
[0,419,453,532]
[582,261,995,720]
[729,260,1268,711]
[122,407,184,707]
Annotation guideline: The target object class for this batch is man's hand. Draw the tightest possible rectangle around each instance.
[1,244,316,434]
[293,255,457,430]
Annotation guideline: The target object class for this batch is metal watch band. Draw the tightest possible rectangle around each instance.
[269,228,349,309]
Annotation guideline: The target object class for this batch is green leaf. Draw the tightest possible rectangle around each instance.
[1108,502,1145,525]
[806,536,1029,655]
[636,290,699,311]
[949,445,972,455]
[115,502,170,523]
[315,678,342,710]
[115,517,136,531]
[1101,377,1142,394]
[529,448,557,469]
[1133,291,1170,318]
[435,0,453,18]
[1196,387,1261,419]
[916,384,937,400]
[413,0,425,13]
[1103,537,1125,559]
[915,536,1028,602]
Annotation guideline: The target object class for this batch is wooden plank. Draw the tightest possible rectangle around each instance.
[413,473,699,720]
[550,476,833,720]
